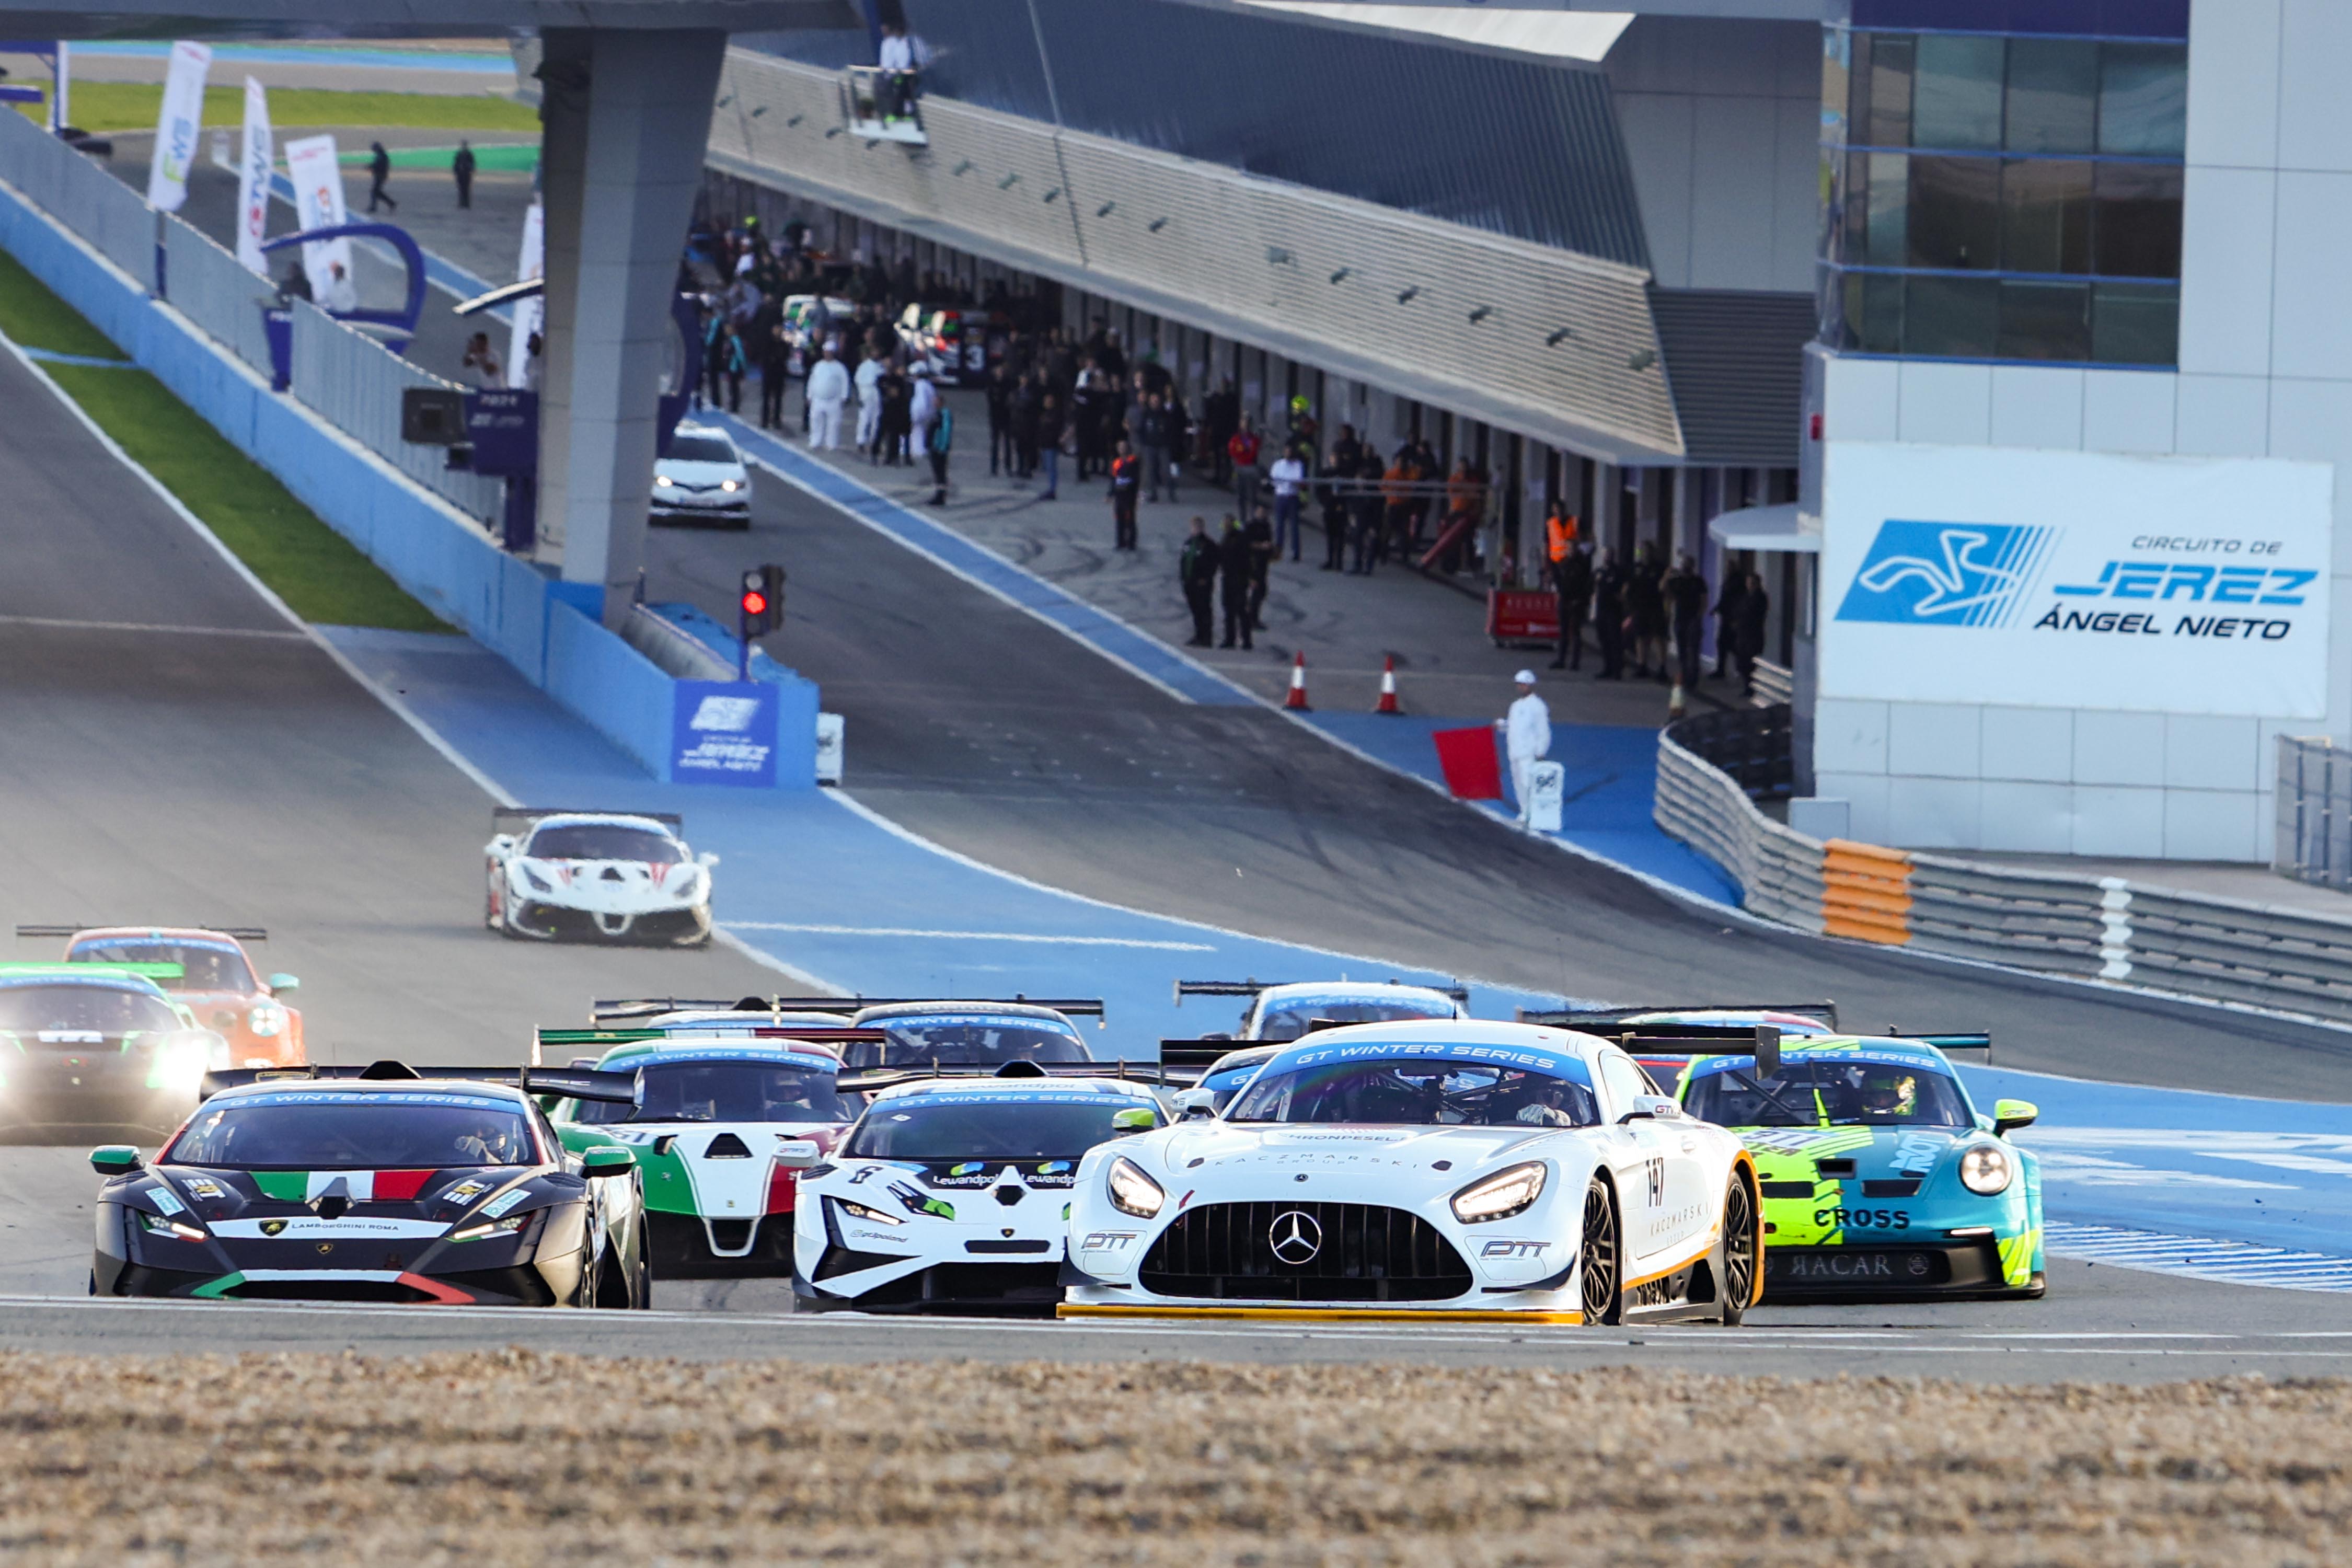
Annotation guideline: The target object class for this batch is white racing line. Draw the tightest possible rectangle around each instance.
[2045,1222,2352,1293]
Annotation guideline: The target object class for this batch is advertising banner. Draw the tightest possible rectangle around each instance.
[233,77,273,276]
[282,133,351,302]
[1820,442,2334,718]
[144,40,212,212]
[508,200,544,389]
[671,681,779,788]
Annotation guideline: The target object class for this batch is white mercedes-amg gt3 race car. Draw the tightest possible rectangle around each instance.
[1063,1020,1764,1325]
[482,809,717,947]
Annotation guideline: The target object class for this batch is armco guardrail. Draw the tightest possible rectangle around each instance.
[1657,728,2352,1022]
[288,302,503,525]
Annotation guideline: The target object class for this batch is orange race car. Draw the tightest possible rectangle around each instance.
[16,925,303,1069]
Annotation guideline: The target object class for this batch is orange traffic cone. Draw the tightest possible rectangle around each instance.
[1374,655,1403,716]
[1285,651,1311,711]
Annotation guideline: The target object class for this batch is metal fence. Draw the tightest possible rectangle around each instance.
[2275,735,2352,891]
[289,303,505,525]
[0,108,154,286]
[160,214,276,375]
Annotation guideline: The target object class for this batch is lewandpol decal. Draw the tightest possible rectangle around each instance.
[1821,443,2334,717]
[670,681,778,788]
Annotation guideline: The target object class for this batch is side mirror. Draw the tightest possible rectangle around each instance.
[90,1145,142,1176]
[698,852,720,868]
[775,1139,823,1170]
[267,973,299,994]
[1618,1094,1679,1125]
[1171,1087,1216,1121]
[486,834,516,856]
[1992,1098,2038,1136]
[581,1146,635,1180]
[1111,1107,1158,1133]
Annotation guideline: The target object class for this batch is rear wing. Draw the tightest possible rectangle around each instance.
[1605,1025,1785,1079]
[1518,1001,1839,1029]
[590,995,1108,1025]
[1878,1030,1992,1060]
[199,1061,641,1105]
[1157,1040,1244,1071]
[1175,978,1470,1004]
[0,961,183,981]
[837,1060,1199,1094]
[492,806,684,835]
[531,1025,887,1066]
[17,925,267,941]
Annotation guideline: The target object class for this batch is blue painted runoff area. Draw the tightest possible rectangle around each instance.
[713,411,1258,708]
[75,41,515,73]
[1303,711,1738,905]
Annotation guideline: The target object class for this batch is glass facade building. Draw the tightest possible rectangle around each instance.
[1818,21,2188,366]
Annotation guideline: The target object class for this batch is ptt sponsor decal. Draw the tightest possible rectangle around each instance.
[1816,1207,1911,1231]
[1080,1231,1138,1252]
[1477,1238,1550,1260]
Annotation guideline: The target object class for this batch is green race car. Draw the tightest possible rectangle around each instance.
[545,1033,855,1276]
[1670,1036,2043,1300]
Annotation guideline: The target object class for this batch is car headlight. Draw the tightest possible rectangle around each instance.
[836,1197,903,1227]
[521,863,554,893]
[1958,1144,2014,1195]
[448,1212,536,1243]
[654,473,676,488]
[1451,1161,1547,1223]
[1106,1156,1163,1219]
[136,1209,208,1244]
[249,1002,285,1038]
[720,479,741,493]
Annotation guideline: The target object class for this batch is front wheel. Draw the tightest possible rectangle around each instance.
[1579,1178,1620,1327]
[1717,1170,1758,1325]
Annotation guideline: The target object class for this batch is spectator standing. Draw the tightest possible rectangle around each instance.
[1350,450,1386,573]
[1712,570,1747,680]
[320,260,357,314]
[1381,448,1414,564]
[1217,515,1254,650]
[452,140,476,209]
[758,323,791,429]
[1593,547,1627,679]
[1179,516,1218,647]
[1665,552,1709,694]
[1440,458,1483,573]
[460,331,502,389]
[1267,444,1307,562]
[1228,417,1262,518]
[1013,373,1041,479]
[1206,381,1239,483]
[1244,504,1275,631]
[1035,391,1063,500]
[521,330,543,392]
[1160,393,1189,501]
[908,364,940,460]
[926,402,954,506]
[1543,503,1580,670]
[804,342,849,449]
[985,366,1014,476]
[1407,436,1439,549]
[366,141,396,213]
[1627,545,1666,678]
[852,345,885,454]
[710,322,746,413]
[1138,395,1168,503]
[1071,360,1104,480]
[1734,571,1770,695]
[1109,441,1141,550]
[1554,544,1593,672]
[1316,449,1350,571]
[1496,672,1553,829]
[874,361,913,465]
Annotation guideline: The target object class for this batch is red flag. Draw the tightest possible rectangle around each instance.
[1432,727,1504,800]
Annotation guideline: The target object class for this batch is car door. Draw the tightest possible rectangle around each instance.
[1597,1051,1707,1265]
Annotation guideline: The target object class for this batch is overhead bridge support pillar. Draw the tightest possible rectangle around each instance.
[535,26,726,624]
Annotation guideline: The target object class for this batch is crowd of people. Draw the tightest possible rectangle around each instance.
[1538,504,1772,695]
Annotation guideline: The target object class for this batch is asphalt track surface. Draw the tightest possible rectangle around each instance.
[645,464,2352,1104]
[0,289,2346,1370]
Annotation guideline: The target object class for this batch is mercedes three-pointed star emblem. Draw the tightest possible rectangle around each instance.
[1269,1209,1322,1265]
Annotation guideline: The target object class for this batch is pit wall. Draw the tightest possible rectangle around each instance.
[0,166,815,788]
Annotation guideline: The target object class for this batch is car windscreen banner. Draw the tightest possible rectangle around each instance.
[670,681,778,787]
[1821,442,2333,718]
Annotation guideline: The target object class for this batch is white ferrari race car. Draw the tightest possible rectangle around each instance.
[1064,1020,1765,1324]
[483,809,717,947]
[788,1070,1164,1313]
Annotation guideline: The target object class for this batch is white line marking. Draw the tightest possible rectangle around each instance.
[723,921,1215,951]
[0,613,306,638]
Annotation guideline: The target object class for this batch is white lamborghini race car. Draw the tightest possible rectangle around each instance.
[483,809,716,947]
[1064,1019,1765,1324]
[788,1073,1163,1313]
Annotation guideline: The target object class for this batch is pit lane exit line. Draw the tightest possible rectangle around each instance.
[723,921,1213,951]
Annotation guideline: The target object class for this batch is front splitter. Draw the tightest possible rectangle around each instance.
[1057,1303,1586,1324]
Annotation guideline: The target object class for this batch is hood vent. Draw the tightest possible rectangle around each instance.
[705,1133,753,1159]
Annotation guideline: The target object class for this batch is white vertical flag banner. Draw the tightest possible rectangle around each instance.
[282,133,352,301]
[145,39,212,211]
[233,77,274,278]
[507,199,544,388]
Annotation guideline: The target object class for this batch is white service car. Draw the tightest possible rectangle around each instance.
[1175,978,1468,1043]
[1064,1020,1764,1325]
[483,809,717,947]
[788,1073,1162,1313]
[651,423,752,529]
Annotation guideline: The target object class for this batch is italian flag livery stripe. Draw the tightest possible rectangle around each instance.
[249,1170,436,1203]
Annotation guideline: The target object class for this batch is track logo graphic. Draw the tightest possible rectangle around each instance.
[688,695,762,732]
[1836,521,2058,628]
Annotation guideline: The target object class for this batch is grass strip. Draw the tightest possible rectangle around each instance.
[14,83,540,134]
[0,251,448,631]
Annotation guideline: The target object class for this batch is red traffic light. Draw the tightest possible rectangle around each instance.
[741,590,769,617]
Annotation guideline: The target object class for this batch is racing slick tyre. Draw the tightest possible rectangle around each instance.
[1579,1177,1621,1327]
[2021,1270,2047,1300]
[485,879,513,938]
[1717,1170,1759,1326]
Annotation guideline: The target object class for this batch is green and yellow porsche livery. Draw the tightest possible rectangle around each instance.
[1672,1036,2044,1300]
